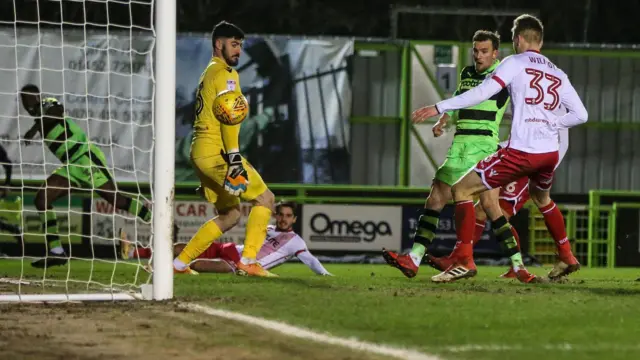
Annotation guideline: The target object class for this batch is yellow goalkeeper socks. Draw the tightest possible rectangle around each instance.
[176,218,223,268]
[241,205,272,261]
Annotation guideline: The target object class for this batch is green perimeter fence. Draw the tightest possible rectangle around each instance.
[353,40,640,190]
[1,180,635,268]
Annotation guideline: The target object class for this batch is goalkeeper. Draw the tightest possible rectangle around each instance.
[20,84,153,269]
[383,30,512,279]
[172,21,276,277]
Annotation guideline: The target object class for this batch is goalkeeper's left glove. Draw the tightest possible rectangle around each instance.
[223,152,249,196]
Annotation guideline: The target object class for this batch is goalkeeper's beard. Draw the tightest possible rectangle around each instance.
[222,45,239,66]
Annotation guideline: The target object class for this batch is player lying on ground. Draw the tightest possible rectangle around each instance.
[427,131,581,281]
[20,85,153,268]
[0,143,22,240]
[172,21,278,277]
[412,14,588,283]
[382,30,534,280]
[123,201,332,276]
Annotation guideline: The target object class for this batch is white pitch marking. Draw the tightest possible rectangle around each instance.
[439,343,640,353]
[179,302,441,360]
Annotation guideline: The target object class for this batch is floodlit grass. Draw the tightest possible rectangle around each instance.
[2,260,640,360]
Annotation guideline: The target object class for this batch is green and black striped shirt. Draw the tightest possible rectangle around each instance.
[447,61,510,141]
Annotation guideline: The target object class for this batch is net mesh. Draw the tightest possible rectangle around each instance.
[0,0,156,300]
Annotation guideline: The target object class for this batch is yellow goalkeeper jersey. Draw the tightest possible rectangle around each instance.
[191,56,242,158]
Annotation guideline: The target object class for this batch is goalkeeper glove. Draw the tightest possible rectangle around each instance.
[223,152,249,196]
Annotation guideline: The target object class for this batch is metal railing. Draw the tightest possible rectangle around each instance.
[5,182,634,268]
[352,39,640,189]
[528,203,614,268]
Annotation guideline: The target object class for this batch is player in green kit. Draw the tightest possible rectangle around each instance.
[383,30,509,279]
[20,84,153,269]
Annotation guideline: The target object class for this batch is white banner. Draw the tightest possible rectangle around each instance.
[301,204,402,251]
[89,198,270,246]
[174,35,354,183]
[0,28,154,183]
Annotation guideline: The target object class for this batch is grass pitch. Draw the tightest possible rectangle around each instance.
[1,259,639,360]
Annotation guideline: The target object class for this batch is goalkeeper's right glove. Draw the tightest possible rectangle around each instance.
[223,152,249,196]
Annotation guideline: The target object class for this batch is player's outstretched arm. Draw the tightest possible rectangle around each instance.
[412,79,503,123]
[23,120,41,140]
[437,79,504,116]
[297,250,332,276]
[412,57,521,123]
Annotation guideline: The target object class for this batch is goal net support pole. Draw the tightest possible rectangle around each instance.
[152,0,176,301]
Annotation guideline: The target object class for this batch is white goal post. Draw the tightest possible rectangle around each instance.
[0,0,175,302]
[152,0,176,301]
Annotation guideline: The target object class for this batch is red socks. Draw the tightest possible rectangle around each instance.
[473,220,486,246]
[218,242,241,264]
[133,247,151,259]
[194,242,241,263]
[132,243,240,263]
[454,201,475,258]
[539,201,571,256]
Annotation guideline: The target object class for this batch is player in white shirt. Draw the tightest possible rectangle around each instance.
[412,14,587,283]
[123,201,332,276]
[427,128,578,280]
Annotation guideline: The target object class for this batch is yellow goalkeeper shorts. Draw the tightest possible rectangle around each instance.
[191,152,268,211]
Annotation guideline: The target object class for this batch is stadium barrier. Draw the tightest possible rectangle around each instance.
[527,203,614,269]
[354,39,640,191]
[2,182,635,267]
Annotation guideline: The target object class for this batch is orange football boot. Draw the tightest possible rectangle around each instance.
[236,262,278,277]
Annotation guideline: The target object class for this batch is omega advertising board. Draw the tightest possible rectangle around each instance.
[301,204,402,251]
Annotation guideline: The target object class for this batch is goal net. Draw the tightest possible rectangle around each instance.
[0,0,175,301]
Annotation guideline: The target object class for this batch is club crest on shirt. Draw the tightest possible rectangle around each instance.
[226,80,236,91]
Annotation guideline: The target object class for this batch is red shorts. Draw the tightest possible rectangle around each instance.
[498,176,530,217]
[198,242,240,264]
[474,147,559,192]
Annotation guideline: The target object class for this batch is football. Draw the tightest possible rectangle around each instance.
[212,90,249,125]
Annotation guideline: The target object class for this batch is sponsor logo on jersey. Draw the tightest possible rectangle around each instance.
[460,79,482,89]
[265,236,280,247]
[226,79,236,91]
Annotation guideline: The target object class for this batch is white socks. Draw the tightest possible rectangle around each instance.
[50,247,64,255]
[240,257,256,266]
[173,258,188,270]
